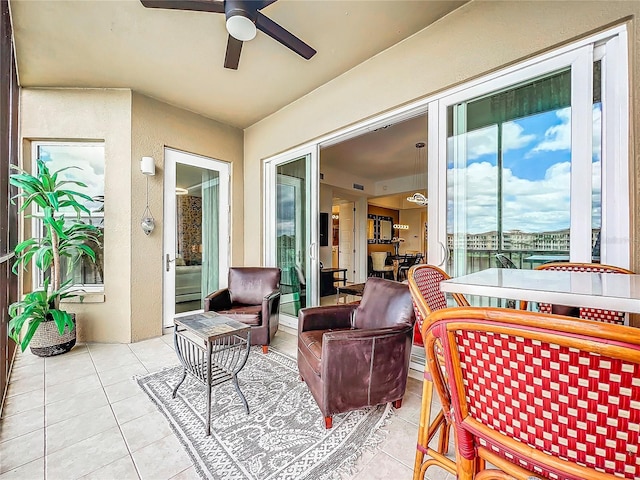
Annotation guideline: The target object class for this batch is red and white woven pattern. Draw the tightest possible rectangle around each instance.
[456,329,640,479]
[411,267,448,321]
[538,264,627,325]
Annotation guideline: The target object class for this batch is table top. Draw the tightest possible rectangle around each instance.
[337,283,366,296]
[174,311,250,341]
[321,268,347,273]
[440,268,640,314]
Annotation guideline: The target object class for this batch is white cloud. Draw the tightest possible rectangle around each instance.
[530,107,571,154]
[447,160,575,233]
[459,120,536,161]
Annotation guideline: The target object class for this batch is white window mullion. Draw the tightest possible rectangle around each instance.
[601,33,630,269]
[569,44,594,263]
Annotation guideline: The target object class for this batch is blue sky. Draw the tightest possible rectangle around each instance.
[447,105,602,235]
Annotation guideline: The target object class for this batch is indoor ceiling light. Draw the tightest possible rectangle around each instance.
[407,142,428,206]
[176,187,189,195]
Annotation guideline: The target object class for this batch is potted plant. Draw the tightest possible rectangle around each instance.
[7,159,102,356]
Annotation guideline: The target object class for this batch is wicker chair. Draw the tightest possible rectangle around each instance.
[424,306,640,480]
[407,264,469,479]
[526,262,634,324]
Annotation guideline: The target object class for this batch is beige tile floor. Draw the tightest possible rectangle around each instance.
[0,326,455,480]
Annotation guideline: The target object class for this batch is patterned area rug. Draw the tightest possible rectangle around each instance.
[137,348,393,480]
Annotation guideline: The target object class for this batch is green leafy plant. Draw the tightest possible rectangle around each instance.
[8,159,102,351]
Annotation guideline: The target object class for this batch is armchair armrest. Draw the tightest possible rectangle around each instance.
[262,289,281,317]
[298,304,357,334]
[204,288,231,312]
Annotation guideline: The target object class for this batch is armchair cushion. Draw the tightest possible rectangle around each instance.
[228,267,281,305]
[352,277,414,330]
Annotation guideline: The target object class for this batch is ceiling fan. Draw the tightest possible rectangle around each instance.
[140,0,317,70]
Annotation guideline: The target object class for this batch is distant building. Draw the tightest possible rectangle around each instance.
[446,228,599,251]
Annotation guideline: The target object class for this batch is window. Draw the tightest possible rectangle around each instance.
[32,142,105,289]
[433,30,628,278]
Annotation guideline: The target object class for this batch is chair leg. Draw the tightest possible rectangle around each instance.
[299,375,304,381]
[324,416,333,429]
[393,399,402,409]
[262,345,268,354]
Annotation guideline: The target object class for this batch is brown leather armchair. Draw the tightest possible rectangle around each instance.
[297,277,416,429]
[204,267,281,353]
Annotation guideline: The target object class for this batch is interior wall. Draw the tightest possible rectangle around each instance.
[19,88,133,343]
[243,1,639,272]
[131,92,244,342]
[399,209,424,255]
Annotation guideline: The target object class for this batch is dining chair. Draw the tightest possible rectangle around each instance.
[407,264,469,480]
[529,262,634,324]
[371,251,394,279]
[423,306,640,480]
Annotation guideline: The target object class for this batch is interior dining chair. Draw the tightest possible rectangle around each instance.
[407,264,469,480]
[371,251,394,279]
[526,262,634,324]
[424,306,640,480]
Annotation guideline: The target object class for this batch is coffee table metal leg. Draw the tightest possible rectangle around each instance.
[172,369,187,399]
[206,341,213,436]
[232,374,249,414]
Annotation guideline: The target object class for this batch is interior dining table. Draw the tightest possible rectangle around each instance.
[440,267,640,315]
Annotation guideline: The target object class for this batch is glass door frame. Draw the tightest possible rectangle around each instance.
[163,147,230,328]
[428,28,629,271]
[264,145,320,327]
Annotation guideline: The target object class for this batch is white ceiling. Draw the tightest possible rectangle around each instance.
[10,0,466,129]
[321,114,427,182]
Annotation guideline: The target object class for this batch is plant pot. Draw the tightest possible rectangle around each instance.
[29,314,76,357]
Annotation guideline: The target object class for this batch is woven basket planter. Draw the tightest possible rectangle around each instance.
[29,314,76,357]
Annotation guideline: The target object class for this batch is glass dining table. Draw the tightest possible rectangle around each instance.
[440,267,640,316]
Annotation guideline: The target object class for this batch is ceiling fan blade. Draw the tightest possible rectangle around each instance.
[140,0,224,14]
[256,0,278,10]
[224,35,243,70]
[255,12,316,60]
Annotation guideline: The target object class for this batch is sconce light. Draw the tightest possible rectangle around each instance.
[140,156,156,176]
[140,157,155,235]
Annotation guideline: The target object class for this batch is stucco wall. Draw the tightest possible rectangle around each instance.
[20,88,133,343]
[244,1,639,271]
[130,93,244,341]
[19,89,244,344]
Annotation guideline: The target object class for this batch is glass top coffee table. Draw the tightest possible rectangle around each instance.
[336,282,366,303]
[172,311,251,435]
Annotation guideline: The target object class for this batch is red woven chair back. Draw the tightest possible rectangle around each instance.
[536,262,633,325]
[408,265,469,346]
[425,307,640,480]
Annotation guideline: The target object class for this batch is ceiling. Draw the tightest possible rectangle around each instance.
[321,114,427,182]
[9,0,466,130]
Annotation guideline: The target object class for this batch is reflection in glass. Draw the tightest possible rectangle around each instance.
[276,157,307,317]
[174,163,219,314]
[447,69,576,278]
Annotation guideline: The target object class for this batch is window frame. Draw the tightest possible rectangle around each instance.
[428,27,629,271]
[30,140,105,292]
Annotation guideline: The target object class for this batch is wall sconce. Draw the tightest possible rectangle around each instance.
[140,157,155,235]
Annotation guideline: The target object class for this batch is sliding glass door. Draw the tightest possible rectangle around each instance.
[429,35,628,281]
[264,146,320,326]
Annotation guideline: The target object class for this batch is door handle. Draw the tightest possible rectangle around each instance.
[438,241,449,267]
[308,242,317,260]
[166,253,175,272]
